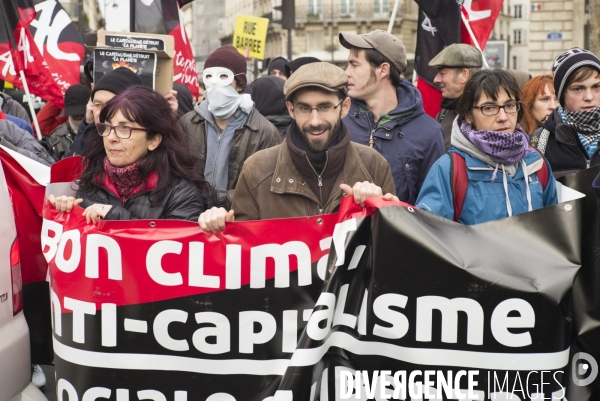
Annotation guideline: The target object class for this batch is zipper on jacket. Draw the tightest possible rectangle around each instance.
[209,123,225,188]
[305,152,329,211]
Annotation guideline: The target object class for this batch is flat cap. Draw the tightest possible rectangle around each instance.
[339,30,407,73]
[283,62,348,100]
[429,44,483,68]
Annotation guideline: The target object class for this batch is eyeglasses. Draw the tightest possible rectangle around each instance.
[292,98,344,116]
[473,101,521,116]
[97,123,147,139]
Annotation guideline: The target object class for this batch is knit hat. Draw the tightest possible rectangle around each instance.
[285,57,321,78]
[251,76,287,116]
[268,56,288,75]
[91,67,142,100]
[205,45,248,90]
[552,48,600,104]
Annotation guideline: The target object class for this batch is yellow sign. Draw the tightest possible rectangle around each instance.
[233,15,269,60]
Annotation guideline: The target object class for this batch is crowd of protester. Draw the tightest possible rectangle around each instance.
[1,27,600,389]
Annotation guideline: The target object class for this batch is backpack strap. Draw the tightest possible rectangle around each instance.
[451,152,469,222]
[530,128,550,155]
[531,148,550,190]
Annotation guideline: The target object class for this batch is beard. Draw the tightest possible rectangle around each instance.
[300,117,343,153]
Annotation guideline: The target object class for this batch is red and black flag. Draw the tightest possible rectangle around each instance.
[414,0,462,118]
[0,0,84,108]
[134,0,199,98]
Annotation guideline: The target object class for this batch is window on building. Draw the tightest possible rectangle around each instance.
[306,31,324,52]
[373,0,389,14]
[340,0,355,14]
[513,30,522,44]
[512,56,517,70]
[514,5,522,18]
[308,0,322,15]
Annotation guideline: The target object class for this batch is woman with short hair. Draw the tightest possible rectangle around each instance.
[48,85,208,223]
[416,69,558,225]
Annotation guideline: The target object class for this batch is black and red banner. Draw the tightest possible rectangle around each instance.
[38,156,600,399]
[0,0,84,108]
[134,0,199,98]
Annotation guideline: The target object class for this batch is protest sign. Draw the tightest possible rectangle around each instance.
[105,34,165,51]
[94,48,156,89]
[232,15,269,60]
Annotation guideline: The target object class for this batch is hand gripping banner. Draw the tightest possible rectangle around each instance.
[41,159,600,400]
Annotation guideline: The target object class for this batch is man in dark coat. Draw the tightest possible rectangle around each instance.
[48,84,91,160]
[340,30,445,205]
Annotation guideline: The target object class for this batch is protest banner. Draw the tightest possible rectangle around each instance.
[40,154,600,399]
[232,15,269,60]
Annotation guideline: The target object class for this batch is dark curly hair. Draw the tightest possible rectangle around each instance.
[77,85,209,204]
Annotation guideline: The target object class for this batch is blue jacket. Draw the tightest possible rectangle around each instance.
[416,148,559,225]
[343,79,445,204]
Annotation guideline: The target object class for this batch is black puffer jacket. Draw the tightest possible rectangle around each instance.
[530,109,600,178]
[77,176,205,222]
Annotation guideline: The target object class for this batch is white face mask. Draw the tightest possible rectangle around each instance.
[203,67,236,88]
[205,86,242,120]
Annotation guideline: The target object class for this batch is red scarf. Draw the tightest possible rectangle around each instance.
[101,157,158,203]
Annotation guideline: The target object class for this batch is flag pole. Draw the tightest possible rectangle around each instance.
[387,0,400,33]
[460,12,490,69]
[18,71,42,140]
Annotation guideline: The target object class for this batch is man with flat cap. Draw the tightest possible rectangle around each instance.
[339,30,444,206]
[430,43,483,149]
[198,62,397,232]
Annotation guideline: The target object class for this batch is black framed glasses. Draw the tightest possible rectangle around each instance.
[97,123,147,139]
[292,98,344,116]
[473,101,521,116]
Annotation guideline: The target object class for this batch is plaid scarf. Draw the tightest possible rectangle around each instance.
[558,106,600,158]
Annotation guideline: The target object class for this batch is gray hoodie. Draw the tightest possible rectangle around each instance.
[0,120,54,166]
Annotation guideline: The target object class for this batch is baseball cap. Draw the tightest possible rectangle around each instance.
[339,30,407,73]
[63,84,91,116]
[429,44,483,68]
[283,62,348,100]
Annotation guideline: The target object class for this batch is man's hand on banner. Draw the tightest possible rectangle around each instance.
[198,207,235,233]
[340,182,399,207]
[164,90,179,116]
[48,194,83,212]
[82,203,112,224]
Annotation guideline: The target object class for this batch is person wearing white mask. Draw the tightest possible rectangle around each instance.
[180,45,281,209]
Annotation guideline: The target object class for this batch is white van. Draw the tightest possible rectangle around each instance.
[0,155,48,401]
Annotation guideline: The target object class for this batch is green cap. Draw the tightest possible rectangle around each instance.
[429,44,483,68]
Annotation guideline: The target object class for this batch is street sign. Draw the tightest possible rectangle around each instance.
[233,15,270,60]
[547,31,563,42]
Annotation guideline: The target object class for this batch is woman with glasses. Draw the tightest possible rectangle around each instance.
[48,85,209,223]
[415,69,558,225]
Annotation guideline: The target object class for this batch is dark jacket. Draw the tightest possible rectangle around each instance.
[66,120,93,157]
[343,79,445,205]
[179,106,281,193]
[231,125,396,221]
[436,108,457,151]
[530,109,600,178]
[48,122,77,160]
[77,175,205,222]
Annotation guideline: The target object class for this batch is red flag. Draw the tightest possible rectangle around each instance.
[135,0,199,98]
[461,0,504,50]
[0,0,85,108]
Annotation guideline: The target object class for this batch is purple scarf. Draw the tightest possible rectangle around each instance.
[460,121,530,181]
[460,121,530,164]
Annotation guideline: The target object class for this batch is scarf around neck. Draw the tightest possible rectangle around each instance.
[452,119,530,181]
[561,105,600,137]
[103,157,144,202]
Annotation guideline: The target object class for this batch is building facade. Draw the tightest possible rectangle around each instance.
[219,0,418,76]
[181,0,226,70]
